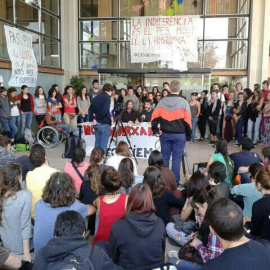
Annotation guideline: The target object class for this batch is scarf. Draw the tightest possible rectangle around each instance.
[208,98,218,113]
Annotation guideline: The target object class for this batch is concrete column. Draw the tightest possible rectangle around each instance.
[60,0,79,88]
[248,0,270,87]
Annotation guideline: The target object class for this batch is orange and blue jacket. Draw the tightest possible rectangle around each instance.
[151,94,192,141]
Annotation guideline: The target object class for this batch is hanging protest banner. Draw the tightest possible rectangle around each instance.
[4,25,38,87]
[130,16,200,70]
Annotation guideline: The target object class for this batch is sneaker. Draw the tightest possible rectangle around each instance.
[209,140,215,145]
[11,145,16,152]
[199,138,205,141]
[168,250,179,259]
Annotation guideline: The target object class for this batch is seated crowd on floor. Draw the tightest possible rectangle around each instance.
[0,134,270,269]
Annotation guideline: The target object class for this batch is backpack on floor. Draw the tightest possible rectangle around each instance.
[15,137,31,151]
[62,137,83,158]
[47,250,94,270]
[24,128,36,146]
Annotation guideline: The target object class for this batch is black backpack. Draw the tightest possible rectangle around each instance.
[62,137,83,158]
[47,249,94,270]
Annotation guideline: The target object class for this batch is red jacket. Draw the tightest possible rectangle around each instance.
[17,93,34,113]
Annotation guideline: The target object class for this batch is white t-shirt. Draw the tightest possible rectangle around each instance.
[10,102,20,116]
[217,92,225,115]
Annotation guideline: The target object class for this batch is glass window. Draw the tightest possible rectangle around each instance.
[80,21,117,41]
[0,22,10,59]
[42,12,59,39]
[120,0,203,17]
[20,0,39,8]
[120,20,130,41]
[238,0,250,14]
[206,0,245,15]
[41,0,59,15]
[17,1,39,32]
[119,43,141,68]
[0,0,13,22]
[42,37,60,67]
[80,42,117,69]
[80,0,118,18]
[205,17,249,39]
[31,31,41,64]
[204,41,248,69]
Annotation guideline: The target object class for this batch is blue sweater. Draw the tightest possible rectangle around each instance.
[89,92,111,125]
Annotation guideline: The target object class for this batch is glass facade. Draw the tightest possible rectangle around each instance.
[0,0,61,68]
[79,0,250,71]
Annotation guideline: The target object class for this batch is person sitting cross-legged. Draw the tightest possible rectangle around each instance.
[200,198,270,270]
[33,210,121,270]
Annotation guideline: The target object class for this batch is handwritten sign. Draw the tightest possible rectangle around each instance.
[130,16,200,70]
[4,25,38,87]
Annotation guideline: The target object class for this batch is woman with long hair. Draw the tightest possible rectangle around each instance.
[0,163,32,262]
[7,87,20,136]
[148,150,177,192]
[17,85,34,136]
[47,88,62,121]
[198,90,208,141]
[207,90,221,145]
[161,88,169,98]
[118,158,138,194]
[89,147,108,171]
[166,171,209,246]
[260,92,270,145]
[63,85,77,131]
[152,86,160,97]
[140,88,148,103]
[168,186,223,270]
[251,168,270,241]
[205,139,234,187]
[189,92,201,143]
[79,164,105,235]
[109,184,165,270]
[64,148,90,194]
[222,92,235,143]
[34,86,47,126]
[233,92,247,145]
[106,141,138,175]
[93,167,128,246]
[77,85,90,123]
[246,89,264,145]
[117,88,126,104]
[34,172,95,256]
[143,166,185,225]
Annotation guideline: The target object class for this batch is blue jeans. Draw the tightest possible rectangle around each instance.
[93,123,111,152]
[21,111,33,136]
[78,114,89,123]
[191,118,198,141]
[160,133,186,185]
[54,113,62,121]
[247,115,262,144]
[11,115,21,129]
[236,118,245,144]
[168,258,201,270]
[0,117,18,139]
[55,124,70,135]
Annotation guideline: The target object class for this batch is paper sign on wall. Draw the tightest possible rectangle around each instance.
[4,25,38,87]
[130,16,200,71]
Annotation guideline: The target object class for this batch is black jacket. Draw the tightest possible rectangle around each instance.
[208,99,221,118]
[33,236,122,270]
[109,212,166,270]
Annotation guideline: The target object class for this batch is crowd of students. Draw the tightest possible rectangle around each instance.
[188,80,270,146]
[0,133,270,269]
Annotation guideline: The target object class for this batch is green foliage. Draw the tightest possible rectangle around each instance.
[69,75,85,94]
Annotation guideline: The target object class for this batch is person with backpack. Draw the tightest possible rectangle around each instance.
[64,148,90,194]
[33,210,122,270]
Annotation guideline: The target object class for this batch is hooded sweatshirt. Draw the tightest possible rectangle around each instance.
[33,235,122,270]
[109,212,165,270]
[151,94,192,140]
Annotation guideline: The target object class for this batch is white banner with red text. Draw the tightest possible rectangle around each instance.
[81,123,160,159]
